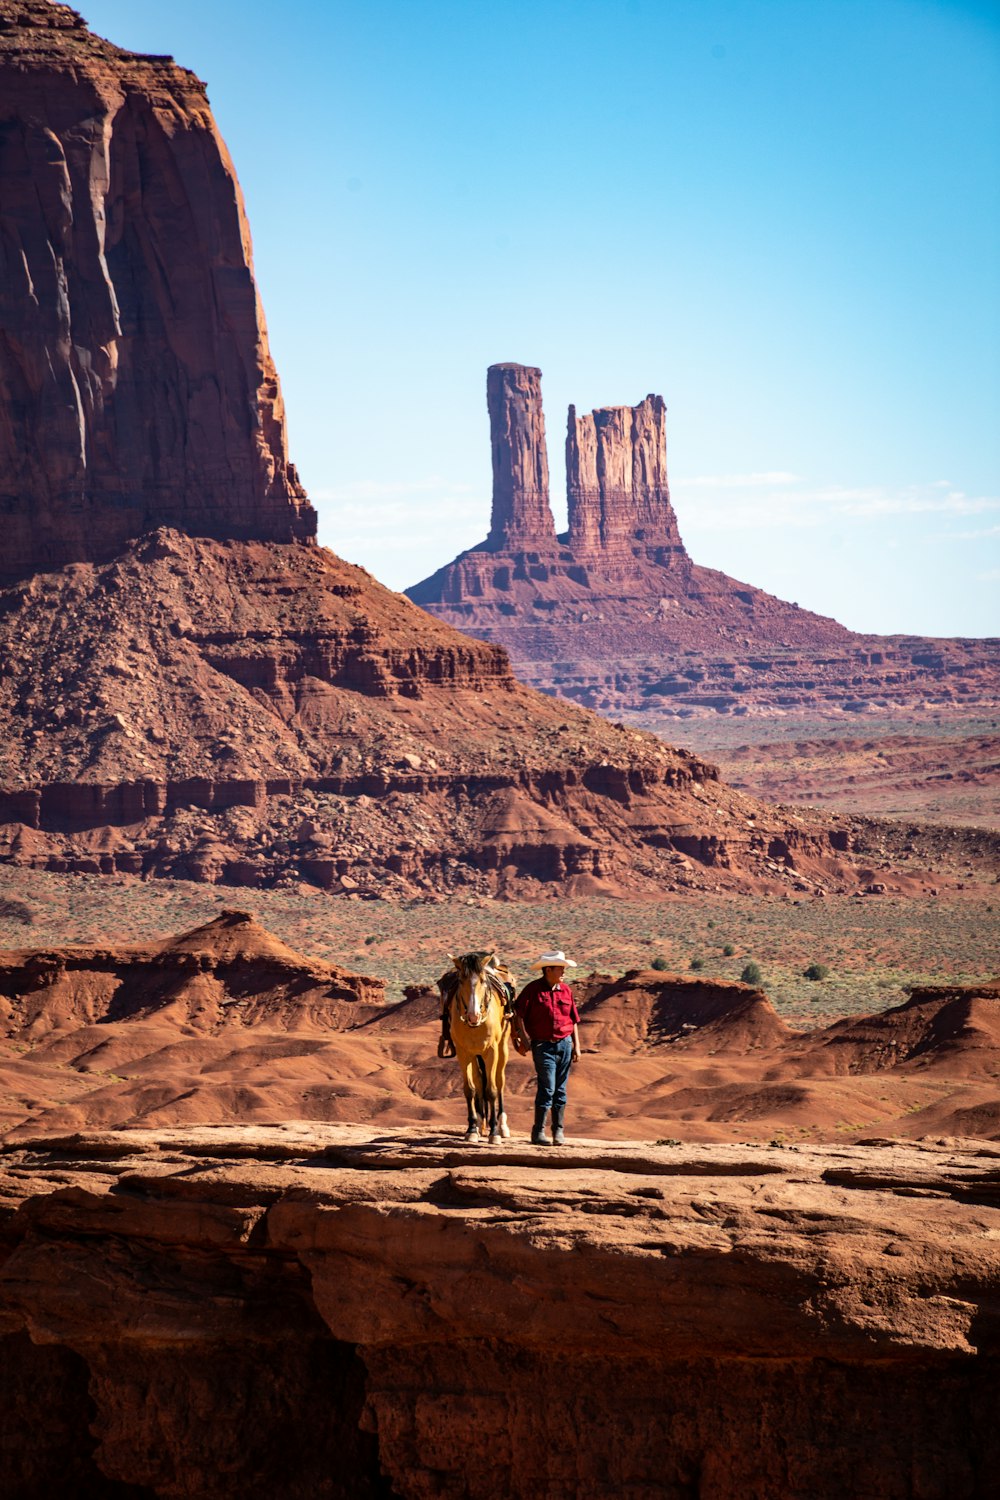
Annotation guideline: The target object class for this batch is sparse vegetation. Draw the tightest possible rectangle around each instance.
[0,897,33,925]
[722,942,735,956]
[803,962,830,981]
[1,869,997,1032]
[690,957,705,971]
[741,961,763,986]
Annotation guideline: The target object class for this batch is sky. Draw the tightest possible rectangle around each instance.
[80,0,1000,637]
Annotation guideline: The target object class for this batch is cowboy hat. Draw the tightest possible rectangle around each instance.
[530,950,578,971]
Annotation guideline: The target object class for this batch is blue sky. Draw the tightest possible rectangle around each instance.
[82,0,1000,636]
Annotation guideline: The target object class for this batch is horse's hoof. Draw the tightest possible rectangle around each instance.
[463,1129,479,1143]
[499,1116,511,1139]
[488,1132,500,1145]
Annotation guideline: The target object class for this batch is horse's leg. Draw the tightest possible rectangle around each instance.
[496,1027,511,1139]
[485,1043,502,1144]
[475,1054,490,1136]
[460,1055,479,1142]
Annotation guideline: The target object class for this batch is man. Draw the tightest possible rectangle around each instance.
[513,950,581,1145]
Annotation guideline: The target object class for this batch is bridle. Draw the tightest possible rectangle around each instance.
[454,962,503,1029]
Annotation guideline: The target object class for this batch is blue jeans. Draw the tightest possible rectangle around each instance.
[532,1037,573,1114]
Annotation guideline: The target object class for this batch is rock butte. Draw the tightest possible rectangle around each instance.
[0,0,314,576]
[407,364,1000,721]
[1,1126,999,1498]
[0,0,928,899]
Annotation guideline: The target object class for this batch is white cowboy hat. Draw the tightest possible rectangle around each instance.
[530,950,578,971]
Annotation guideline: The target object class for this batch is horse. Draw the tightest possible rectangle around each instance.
[437,951,513,1144]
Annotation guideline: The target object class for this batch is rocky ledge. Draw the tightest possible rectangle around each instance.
[1,1125,998,1498]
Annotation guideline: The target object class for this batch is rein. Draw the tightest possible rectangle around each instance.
[452,967,507,1029]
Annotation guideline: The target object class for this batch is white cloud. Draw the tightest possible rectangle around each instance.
[674,475,1000,531]
[951,523,1000,540]
[676,470,801,488]
[311,477,476,504]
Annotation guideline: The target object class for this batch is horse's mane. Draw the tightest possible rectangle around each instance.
[438,952,512,1003]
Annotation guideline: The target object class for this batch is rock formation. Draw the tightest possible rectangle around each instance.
[485,363,557,549]
[1,1125,998,1497]
[0,523,873,897]
[0,8,980,900]
[0,4,807,899]
[0,0,315,578]
[566,393,685,564]
[408,365,1000,723]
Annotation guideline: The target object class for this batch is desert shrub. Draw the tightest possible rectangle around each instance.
[803,962,830,981]
[0,897,34,925]
[722,942,735,956]
[650,956,669,971]
[364,935,378,946]
[690,956,705,971]
[740,961,763,986]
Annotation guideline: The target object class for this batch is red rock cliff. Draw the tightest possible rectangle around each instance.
[1,1127,998,1499]
[0,0,315,578]
[567,393,686,564]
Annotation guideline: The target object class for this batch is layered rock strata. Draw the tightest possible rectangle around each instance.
[1,1126,998,1498]
[408,366,1000,721]
[0,0,315,578]
[0,527,877,895]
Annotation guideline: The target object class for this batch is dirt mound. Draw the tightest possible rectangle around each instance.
[784,978,1000,1078]
[0,913,383,1043]
[577,970,790,1053]
[4,918,999,1145]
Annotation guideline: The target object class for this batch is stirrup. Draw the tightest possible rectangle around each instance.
[437,1035,456,1059]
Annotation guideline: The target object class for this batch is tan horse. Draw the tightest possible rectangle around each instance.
[438,951,512,1144]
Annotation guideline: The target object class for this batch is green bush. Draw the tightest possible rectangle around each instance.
[803,962,830,981]
[690,956,705,972]
[722,942,735,956]
[650,956,669,972]
[740,961,763,986]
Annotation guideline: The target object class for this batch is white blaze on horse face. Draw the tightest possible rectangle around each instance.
[466,971,485,1027]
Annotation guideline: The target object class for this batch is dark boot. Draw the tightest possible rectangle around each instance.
[531,1106,552,1145]
[551,1105,565,1145]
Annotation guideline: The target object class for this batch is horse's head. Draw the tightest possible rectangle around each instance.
[448,950,497,1028]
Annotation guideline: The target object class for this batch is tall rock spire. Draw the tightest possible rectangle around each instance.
[0,0,316,578]
[485,364,557,550]
[567,395,684,562]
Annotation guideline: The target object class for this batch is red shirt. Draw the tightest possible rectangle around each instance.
[515,979,579,1042]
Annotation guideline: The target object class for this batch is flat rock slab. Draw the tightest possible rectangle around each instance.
[2,1125,999,1499]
